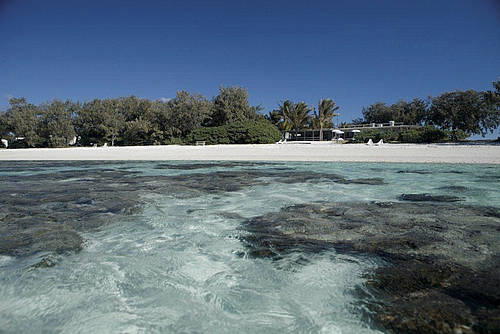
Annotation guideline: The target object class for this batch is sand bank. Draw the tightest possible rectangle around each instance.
[1,143,499,164]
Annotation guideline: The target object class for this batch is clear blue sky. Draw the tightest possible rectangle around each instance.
[1,0,499,136]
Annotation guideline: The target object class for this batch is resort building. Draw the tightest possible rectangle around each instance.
[285,129,354,141]
[284,121,420,142]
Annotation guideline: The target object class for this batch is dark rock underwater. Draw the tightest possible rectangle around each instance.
[1,160,499,333]
[241,201,500,333]
[0,161,386,256]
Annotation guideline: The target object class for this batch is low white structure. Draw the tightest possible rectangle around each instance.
[1,139,7,148]
[332,129,344,141]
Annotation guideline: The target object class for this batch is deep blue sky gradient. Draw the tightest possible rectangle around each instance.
[1,0,499,136]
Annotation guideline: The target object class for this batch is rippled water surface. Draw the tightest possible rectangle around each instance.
[1,161,499,333]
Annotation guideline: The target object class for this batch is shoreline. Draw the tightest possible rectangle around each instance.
[1,143,500,164]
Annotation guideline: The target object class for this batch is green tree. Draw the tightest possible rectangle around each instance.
[267,109,291,131]
[362,102,394,123]
[209,86,260,126]
[351,117,365,125]
[167,91,212,138]
[313,99,340,141]
[275,100,293,132]
[122,117,161,146]
[149,100,175,143]
[118,96,166,145]
[390,98,428,125]
[407,98,428,124]
[39,99,77,147]
[277,100,311,134]
[75,98,125,146]
[483,80,500,124]
[118,96,153,122]
[0,112,9,138]
[266,110,282,125]
[362,99,429,125]
[427,88,500,139]
[117,96,154,144]
[106,101,125,146]
[3,97,42,147]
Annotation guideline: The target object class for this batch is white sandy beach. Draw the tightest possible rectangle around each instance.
[1,143,500,164]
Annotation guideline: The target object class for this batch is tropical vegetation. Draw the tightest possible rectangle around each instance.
[1,80,499,148]
[350,126,466,144]
[189,120,282,145]
[313,99,340,141]
[360,81,500,139]
[0,86,269,148]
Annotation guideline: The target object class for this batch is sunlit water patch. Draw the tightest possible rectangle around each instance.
[0,161,499,333]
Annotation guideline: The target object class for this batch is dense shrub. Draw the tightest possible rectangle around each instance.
[227,120,282,144]
[353,129,399,143]
[7,139,30,149]
[400,126,447,143]
[164,137,184,145]
[351,126,450,143]
[188,126,230,145]
[121,118,160,146]
[444,129,467,141]
[188,120,281,145]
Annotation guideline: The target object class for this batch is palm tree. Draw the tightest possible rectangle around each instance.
[267,109,290,131]
[276,100,293,132]
[314,99,340,141]
[278,100,311,135]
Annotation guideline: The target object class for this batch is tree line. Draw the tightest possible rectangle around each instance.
[1,81,499,147]
[357,81,500,139]
[267,80,499,141]
[0,85,342,148]
[0,86,270,148]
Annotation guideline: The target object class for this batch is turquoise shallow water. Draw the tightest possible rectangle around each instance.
[0,161,499,333]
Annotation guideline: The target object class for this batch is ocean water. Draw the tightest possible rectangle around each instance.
[0,161,499,333]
